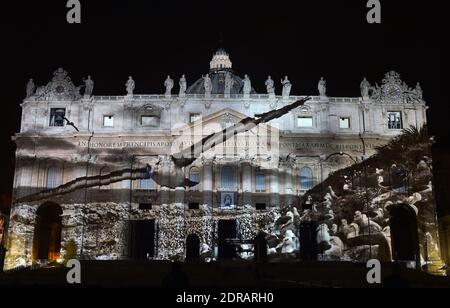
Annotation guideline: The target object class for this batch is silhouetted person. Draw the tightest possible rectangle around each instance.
[383,262,409,288]
[161,262,190,288]
[254,233,268,262]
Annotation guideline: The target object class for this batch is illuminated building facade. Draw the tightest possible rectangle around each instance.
[4,50,440,270]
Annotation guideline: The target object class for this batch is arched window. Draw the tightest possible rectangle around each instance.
[46,166,60,189]
[300,166,313,191]
[189,167,200,191]
[99,167,110,190]
[221,166,235,189]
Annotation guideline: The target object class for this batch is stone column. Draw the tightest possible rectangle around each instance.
[241,162,252,206]
[280,165,291,208]
[175,167,185,204]
[270,163,280,207]
[80,98,94,131]
[159,156,172,205]
[320,105,329,134]
[202,157,214,207]
[283,156,296,208]
[123,99,135,130]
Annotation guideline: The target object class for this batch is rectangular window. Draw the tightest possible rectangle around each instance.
[141,115,160,127]
[49,108,66,127]
[139,203,152,210]
[190,113,201,123]
[297,116,313,128]
[140,178,156,190]
[103,115,114,127]
[339,117,351,129]
[256,203,266,210]
[188,202,199,210]
[255,173,266,192]
[387,112,403,129]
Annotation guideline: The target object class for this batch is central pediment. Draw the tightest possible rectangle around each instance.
[175,108,280,137]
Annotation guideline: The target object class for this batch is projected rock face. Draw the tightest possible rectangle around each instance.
[3,54,440,271]
[304,128,442,267]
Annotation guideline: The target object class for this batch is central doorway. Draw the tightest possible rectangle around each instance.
[128,220,155,260]
[218,219,237,259]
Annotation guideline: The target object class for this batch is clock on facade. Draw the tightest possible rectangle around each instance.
[52,83,66,96]
[384,85,402,100]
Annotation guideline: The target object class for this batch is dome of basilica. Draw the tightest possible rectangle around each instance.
[186,49,257,95]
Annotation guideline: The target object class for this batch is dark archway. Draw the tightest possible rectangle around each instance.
[389,204,420,264]
[32,202,63,260]
[185,234,200,261]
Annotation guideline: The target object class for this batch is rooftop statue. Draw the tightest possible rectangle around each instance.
[281,76,292,98]
[179,74,187,97]
[26,78,35,98]
[360,77,370,98]
[126,76,135,95]
[265,76,275,95]
[415,82,423,99]
[164,75,174,98]
[224,72,235,98]
[83,75,94,97]
[203,74,212,96]
[242,74,251,95]
[318,77,327,97]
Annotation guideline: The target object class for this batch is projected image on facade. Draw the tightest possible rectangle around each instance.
[2,51,443,274]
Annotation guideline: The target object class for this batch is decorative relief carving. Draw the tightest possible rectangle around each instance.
[135,103,163,117]
[269,99,278,109]
[296,105,312,115]
[370,71,424,104]
[33,68,82,101]
[164,100,172,110]
[221,112,236,129]
[158,155,172,167]
[178,97,186,108]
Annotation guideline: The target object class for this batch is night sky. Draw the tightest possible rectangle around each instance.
[0,1,445,213]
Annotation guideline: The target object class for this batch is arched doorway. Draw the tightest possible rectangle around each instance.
[32,202,63,261]
[389,204,420,264]
[185,234,200,261]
